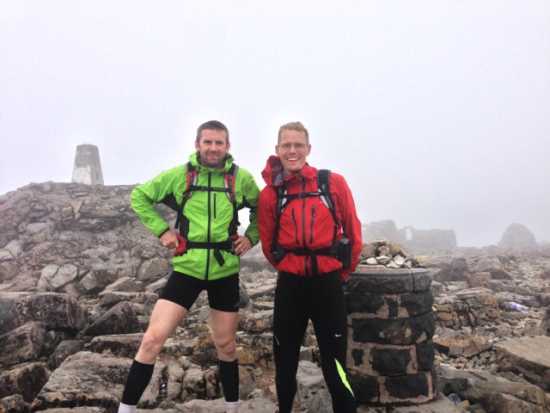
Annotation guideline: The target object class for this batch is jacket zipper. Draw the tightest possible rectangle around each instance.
[291,208,299,244]
[310,205,316,245]
[205,172,212,280]
[213,193,217,219]
[301,179,308,274]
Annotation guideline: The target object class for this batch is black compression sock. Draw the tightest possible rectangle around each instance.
[121,359,155,405]
[218,359,239,402]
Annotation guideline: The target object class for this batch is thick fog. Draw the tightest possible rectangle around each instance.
[1,1,549,246]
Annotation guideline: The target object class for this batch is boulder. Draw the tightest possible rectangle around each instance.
[0,362,50,402]
[0,394,31,413]
[0,322,49,367]
[81,302,141,336]
[33,351,165,410]
[37,264,79,291]
[0,292,87,335]
[48,340,85,370]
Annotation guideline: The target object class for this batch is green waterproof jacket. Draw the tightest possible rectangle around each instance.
[131,153,260,280]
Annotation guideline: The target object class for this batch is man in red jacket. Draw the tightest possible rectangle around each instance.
[258,121,362,413]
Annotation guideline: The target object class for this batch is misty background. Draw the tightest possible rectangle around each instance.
[1,1,549,247]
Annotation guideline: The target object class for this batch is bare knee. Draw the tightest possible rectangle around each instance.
[137,330,166,362]
[213,335,237,360]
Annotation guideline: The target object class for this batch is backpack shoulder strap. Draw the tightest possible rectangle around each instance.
[317,169,337,221]
[225,163,240,236]
[175,162,196,235]
[224,163,238,203]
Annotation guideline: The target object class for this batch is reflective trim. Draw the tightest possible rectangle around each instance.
[335,359,354,397]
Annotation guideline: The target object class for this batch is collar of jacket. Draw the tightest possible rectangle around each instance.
[189,152,234,173]
[261,155,317,187]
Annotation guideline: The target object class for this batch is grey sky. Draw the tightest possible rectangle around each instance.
[1,1,549,246]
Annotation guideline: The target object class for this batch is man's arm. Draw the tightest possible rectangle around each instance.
[258,187,278,267]
[332,173,363,279]
[241,170,260,245]
[130,165,183,238]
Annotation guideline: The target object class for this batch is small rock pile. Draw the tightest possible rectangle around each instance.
[359,241,421,269]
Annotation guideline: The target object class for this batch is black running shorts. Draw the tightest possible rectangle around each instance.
[159,271,240,312]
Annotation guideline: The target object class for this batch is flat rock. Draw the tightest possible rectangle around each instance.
[495,335,550,391]
[88,333,143,358]
[33,351,165,410]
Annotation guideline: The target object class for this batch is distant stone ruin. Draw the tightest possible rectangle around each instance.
[363,220,457,253]
[401,226,457,252]
[71,144,104,185]
[498,223,537,250]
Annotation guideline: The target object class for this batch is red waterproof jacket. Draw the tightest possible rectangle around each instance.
[258,156,362,280]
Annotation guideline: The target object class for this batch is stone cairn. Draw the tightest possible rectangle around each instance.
[346,241,436,405]
[71,144,104,185]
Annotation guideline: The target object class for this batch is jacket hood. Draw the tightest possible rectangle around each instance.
[261,155,317,187]
[189,152,234,172]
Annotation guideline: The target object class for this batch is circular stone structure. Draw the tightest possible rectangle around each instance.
[346,265,436,406]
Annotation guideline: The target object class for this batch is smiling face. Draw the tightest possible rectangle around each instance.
[195,128,230,168]
[276,128,311,174]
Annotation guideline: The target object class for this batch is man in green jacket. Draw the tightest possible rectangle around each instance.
[118,120,259,413]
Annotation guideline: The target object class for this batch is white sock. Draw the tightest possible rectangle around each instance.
[118,402,137,413]
[225,400,240,413]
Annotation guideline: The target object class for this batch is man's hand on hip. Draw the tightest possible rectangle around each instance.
[233,236,252,256]
[160,230,179,250]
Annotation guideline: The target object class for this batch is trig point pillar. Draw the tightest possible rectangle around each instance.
[71,144,104,185]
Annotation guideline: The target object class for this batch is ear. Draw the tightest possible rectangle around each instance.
[195,139,200,151]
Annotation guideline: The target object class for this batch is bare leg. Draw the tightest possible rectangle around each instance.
[135,298,187,363]
[209,309,239,361]
[210,309,240,411]
[118,299,187,413]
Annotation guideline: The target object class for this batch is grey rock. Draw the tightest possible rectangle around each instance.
[296,360,332,413]
[0,322,48,367]
[181,366,205,401]
[0,394,31,413]
[88,334,143,358]
[495,336,550,391]
[38,264,79,291]
[0,292,88,335]
[82,302,141,337]
[34,351,165,410]
[0,362,50,402]
[137,258,170,282]
[48,340,85,370]
[103,277,144,293]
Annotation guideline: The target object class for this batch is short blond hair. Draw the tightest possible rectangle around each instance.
[278,121,309,144]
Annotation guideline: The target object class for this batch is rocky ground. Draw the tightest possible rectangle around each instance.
[1,182,550,412]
